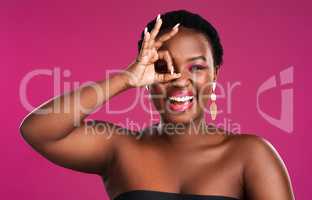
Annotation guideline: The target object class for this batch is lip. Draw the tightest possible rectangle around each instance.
[168,99,194,112]
[166,89,195,112]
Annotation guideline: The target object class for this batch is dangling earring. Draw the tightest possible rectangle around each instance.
[145,85,149,90]
[209,81,217,120]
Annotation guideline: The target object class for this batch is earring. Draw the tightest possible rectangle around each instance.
[209,81,217,120]
[145,85,149,90]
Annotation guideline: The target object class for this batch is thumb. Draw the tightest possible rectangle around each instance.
[155,72,182,83]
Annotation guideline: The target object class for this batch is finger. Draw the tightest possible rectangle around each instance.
[155,72,181,83]
[158,50,174,74]
[154,23,180,49]
[139,28,150,57]
[149,14,163,41]
[137,28,151,64]
[150,49,159,63]
[148,15,163,49]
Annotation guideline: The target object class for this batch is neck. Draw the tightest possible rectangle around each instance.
[156,115,218,148]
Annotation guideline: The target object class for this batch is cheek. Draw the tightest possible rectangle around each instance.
[150,84,167,108]
[152,84,166,97]
[192,68,214,82]
[194,72,213,102]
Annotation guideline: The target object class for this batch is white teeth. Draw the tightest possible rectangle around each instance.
[168,96,193,102]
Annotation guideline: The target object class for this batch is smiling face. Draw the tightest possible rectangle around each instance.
[149,27,218,124]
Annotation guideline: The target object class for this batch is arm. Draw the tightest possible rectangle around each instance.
[243,135,295,199]
[19,72,132,175]
[19,15,181,176]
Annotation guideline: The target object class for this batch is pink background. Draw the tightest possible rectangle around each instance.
[2,0,311,199]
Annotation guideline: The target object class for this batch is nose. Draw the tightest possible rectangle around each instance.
[170,65,192,88]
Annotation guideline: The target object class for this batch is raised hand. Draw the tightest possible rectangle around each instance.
[125,14,182,88]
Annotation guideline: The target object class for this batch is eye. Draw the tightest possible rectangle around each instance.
[155,59,169,74]
[189,64,207,72]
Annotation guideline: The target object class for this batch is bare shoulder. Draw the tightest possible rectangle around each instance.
[227,133,294,199]
[101,121,156,152]
[230,132,289,172]
[226,133,277,155]
[95,120,143,145]
[222,132,287,170]
[80,119,143,162]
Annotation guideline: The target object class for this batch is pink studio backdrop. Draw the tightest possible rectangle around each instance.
[2,0,311,199]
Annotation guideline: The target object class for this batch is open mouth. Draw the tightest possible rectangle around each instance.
[167,95,194,112]
[168,96,194,104]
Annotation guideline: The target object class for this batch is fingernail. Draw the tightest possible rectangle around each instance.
[157,14,161,21]
[170,66,174,75]
[173,23,180,29]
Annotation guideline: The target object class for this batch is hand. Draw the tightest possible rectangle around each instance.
[125,14,182,88]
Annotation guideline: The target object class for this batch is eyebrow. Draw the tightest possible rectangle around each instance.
[186,55,207,62]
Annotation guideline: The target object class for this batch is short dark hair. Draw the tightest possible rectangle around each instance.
[137,9,224,69]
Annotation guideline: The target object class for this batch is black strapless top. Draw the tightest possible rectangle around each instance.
[113,190,240,200]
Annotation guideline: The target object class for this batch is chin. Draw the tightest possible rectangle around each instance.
[159,97,204,125]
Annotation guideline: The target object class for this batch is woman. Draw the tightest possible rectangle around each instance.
[20,10,295,200]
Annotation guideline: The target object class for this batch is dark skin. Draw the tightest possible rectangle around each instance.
[19,15,294,200]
